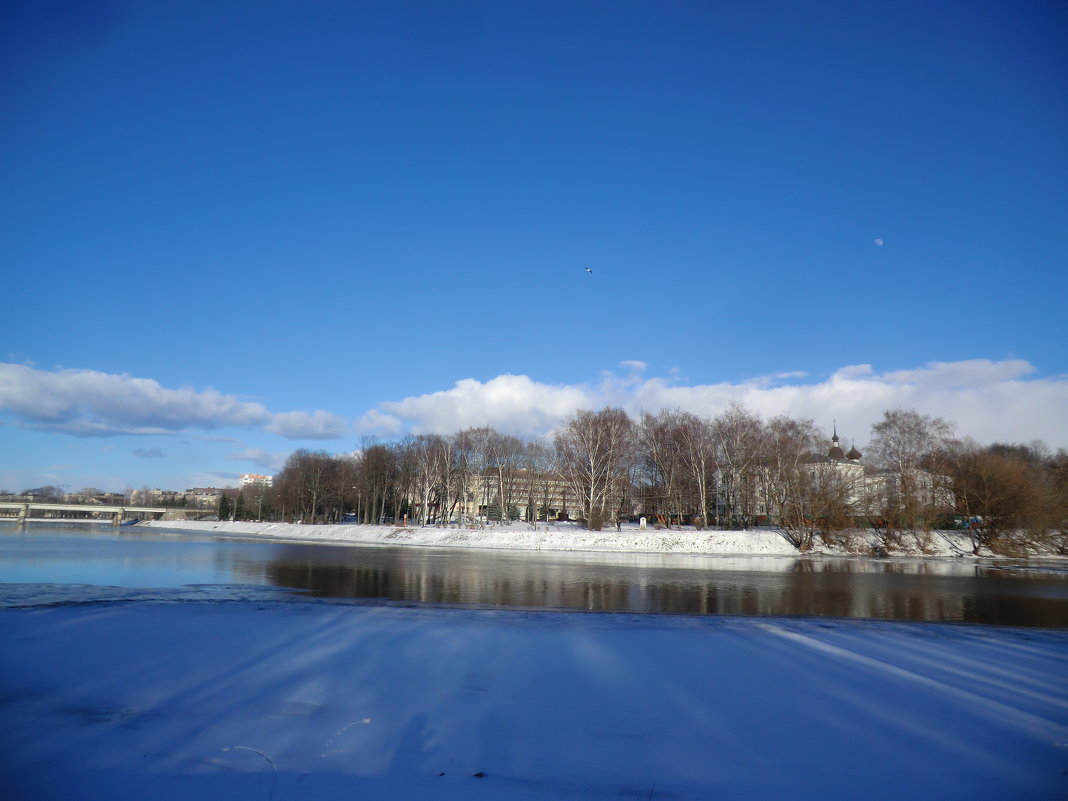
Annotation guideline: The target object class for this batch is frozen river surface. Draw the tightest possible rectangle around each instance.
[1,523,1067,626]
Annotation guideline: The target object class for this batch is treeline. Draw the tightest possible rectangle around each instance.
[244,405,1066,554]
[933,439,1068,554]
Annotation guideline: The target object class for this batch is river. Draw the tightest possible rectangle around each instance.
[1,522,1065,627]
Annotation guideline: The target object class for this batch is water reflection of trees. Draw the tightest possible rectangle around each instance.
[262,547,1067,626]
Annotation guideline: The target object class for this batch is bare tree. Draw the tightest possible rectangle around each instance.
[457,428,492,522]
[461,427,524,523]
[869,408,954,538]
[637,410,688,527]
[760,415,821,548]
[675,411,718,528]
[424,434,465,525]
[334,455,359,522]
[433,433,465,525]
[452,429,487,525]
[357,443,397,524]
[522,439,559,523]
[408,435,445,525]
[393,439,420,525]
[712,403,765,528]
[487,431,525,523]
[555,408,635,529]
[274,449,335,522]
[805,457,864,548]
[939,439,1061,555]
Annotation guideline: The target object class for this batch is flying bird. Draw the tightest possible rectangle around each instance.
[585,267,593,274]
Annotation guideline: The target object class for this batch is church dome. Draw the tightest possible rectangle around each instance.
[827,423,844,459]
[846,444,862,460]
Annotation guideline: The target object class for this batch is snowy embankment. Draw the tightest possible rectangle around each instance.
[1,601,1066,800]
[140,519,1007,558]
[142,519,803,554]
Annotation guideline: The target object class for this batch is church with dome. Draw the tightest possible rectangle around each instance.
[742,421,953,526]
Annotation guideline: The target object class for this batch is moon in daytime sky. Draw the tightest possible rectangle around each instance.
[874,238,884,247]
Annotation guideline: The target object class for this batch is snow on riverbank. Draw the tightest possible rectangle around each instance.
[140,519,1013,558]
[1,599,1065,800]
[142,519,804,554]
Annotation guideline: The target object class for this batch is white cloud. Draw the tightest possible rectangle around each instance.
[228,448,290,472]
[133,448,165,459]
[266,410,346,439]
[880,359,1035,388]
[375,375,592,437]
[620,360,648,371]
[7,359,1066,456]
[358,360,1068,448]
[356,409,403,436]
[0,363,347,440]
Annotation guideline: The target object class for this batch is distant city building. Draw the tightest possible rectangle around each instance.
[187,487,223,497]
[185,487,224,510]
[240,473,274,489]
[128,488,186,506]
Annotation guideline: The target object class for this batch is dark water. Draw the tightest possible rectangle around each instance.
[1,523,1066,627]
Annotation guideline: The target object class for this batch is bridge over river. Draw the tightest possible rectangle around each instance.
[0,502,190,525]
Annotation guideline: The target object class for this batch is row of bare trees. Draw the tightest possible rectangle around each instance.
[633,405,1066,552]
[932,439,1068,554]
[269,429,562,526]
[260,405,1066,552]
[628,406,864,546]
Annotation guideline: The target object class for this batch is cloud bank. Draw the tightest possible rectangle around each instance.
[3,359,1065,451]
[358,359,1068,448]
[0,363,345,440]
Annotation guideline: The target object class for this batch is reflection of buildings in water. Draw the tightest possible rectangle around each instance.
[258,551,918,619]
[267,548,629,610]
[259,545,1068,625]
[779,564,973,622]
[267,550,640,612]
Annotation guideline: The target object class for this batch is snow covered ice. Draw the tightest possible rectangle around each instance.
[1,595,1066,799]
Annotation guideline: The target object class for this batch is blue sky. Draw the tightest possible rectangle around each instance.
[2,0,1066,492]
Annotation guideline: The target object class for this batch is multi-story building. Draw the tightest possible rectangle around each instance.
[186,487,224,510]
[405,469,599,525]
[240,473,274,489]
